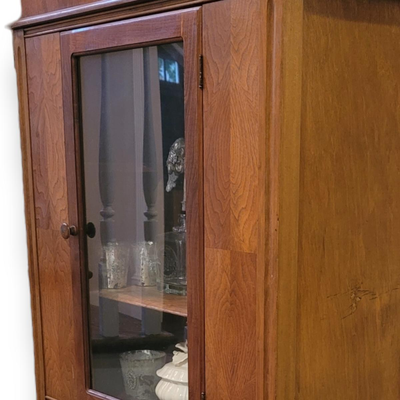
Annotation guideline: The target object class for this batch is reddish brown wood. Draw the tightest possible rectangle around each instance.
[60,9,186,54]
[264,1,282,399]
[182,8,204,400]
[205,249,258,400]
[69,52,93,398]
[203,0,230,251]
[16,1,400,399]
[13,29,46,400]
[21,0,100,18]
[26,32,83,400]
[60,8,204,399]
[267,1,304,399]
[296,1,400,398]
[13,0,214,31]
[203,1,268,399]
[262,1,400,399]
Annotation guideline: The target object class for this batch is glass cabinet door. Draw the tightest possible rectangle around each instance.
[81,41,188,399]
[61,9,203,400]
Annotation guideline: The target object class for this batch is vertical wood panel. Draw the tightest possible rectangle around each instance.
[296,1,400,398]
[13,29,46,400]
[36,229,78,398]
[230,1,261,255]
[203,0,231,251]
[26,33,80,400]
[268,0,304,399]
[181,9,205,400]
[27,35,69,231]
[205,249,257,400]
[203,0,267,399]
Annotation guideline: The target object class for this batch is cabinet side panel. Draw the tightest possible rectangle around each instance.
[13,29,46,400]
[203,0,267,399]
[270,0,304,399]
[26,33,79,400]
[297,1,400,398]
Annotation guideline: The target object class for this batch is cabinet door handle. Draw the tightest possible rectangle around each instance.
[60,223,78,240]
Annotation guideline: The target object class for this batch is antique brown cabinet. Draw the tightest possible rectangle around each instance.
[12,0,400,399]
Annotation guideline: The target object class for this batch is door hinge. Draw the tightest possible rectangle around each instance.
[201,392,206,400]
[199,55,204,89]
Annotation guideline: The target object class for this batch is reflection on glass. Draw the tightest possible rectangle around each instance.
[165,60,180,83]
[158,58,165,81]
[79,42,188,400]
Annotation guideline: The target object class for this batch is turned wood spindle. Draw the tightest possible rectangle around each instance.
[142,47,159,243]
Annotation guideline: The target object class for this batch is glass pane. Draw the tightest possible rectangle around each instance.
[165,59,179,83]
[79,42,188,400]
[158,57,165,81]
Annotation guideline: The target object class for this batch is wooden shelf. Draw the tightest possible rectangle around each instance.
[100,285,187,317]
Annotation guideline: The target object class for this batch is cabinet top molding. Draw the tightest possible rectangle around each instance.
[12,0,212,30]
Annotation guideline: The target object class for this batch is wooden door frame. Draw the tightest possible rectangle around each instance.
[60,8,204,400]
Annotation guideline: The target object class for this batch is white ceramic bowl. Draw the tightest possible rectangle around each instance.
[155,378,188,400]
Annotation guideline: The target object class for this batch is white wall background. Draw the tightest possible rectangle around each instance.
[0,3,37,397]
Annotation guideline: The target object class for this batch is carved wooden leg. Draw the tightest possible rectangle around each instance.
[141,47,163,335]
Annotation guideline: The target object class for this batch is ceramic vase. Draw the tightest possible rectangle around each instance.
[155,343,188,400]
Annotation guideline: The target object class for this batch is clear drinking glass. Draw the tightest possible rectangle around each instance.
[120,350,166,400]
[100,242,130,289]
[131,241,159,287]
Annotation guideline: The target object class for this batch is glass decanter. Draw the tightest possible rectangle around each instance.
[162,212,187,295]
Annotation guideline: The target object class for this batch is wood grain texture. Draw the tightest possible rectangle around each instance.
[100,286,188,316]
[203,0,262,254]
[17,1,400,400]
[60,8,204,399]
[26,35,68,231]
[26,33,81,400]
[13,29,46,400]
[181,9,205,400]
[21,0,98,18]
[264,1,282,398]
[13,0,214,32]
[295,0,400,398]
[267,0,304,399]
[36,229,79,398]
[205,249,258,400]
[19,0,193,19]
[203,1,267,399]
[203,0,231,251]
[60,9,187,53]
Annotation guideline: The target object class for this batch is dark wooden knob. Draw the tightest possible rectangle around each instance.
[85,222,96,239]
[60,223,78,239]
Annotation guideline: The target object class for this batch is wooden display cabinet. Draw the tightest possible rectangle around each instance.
[12,0,400,399]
